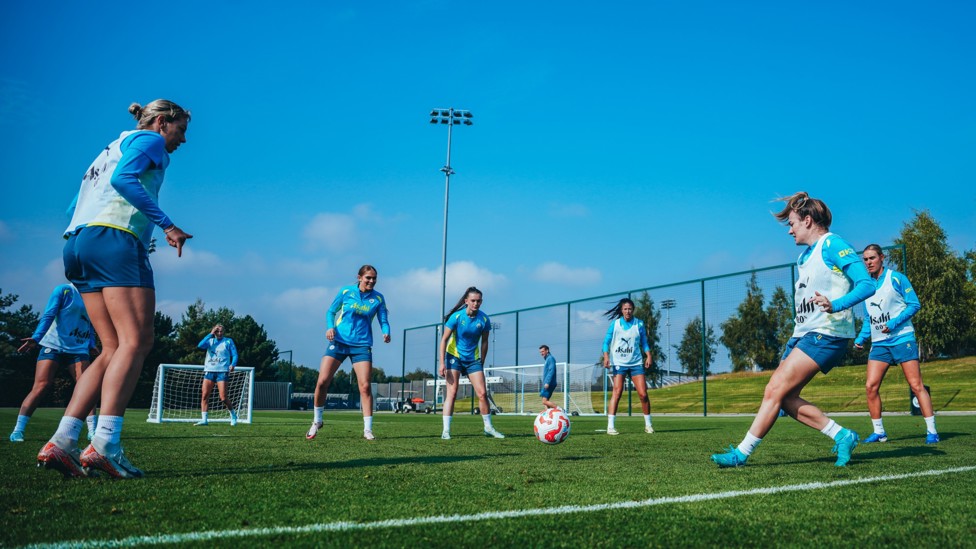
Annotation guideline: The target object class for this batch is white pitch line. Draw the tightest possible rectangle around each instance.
[21,465,976,549]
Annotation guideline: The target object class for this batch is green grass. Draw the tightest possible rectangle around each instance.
[1,408,974,548]
[626,355,976,415]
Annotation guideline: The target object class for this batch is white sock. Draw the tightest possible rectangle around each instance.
[53,416,84,445]
[737,431,763,456]
[643,414,652,427]
[924,415,937,435]
[364,416,373,431]
[314,406,324,424]
[821,419,843,439]
[871,417,885,434]
[442,415,452,433]
[607,415,616,429]
[201,411,209,422]
[13,414,30,434]
[86,415,97,432]
[93,415,124,448]
[482,414,493,429]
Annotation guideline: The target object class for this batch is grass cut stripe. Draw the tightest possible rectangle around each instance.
[22,465,975,549]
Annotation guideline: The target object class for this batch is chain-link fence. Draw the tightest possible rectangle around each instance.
[401,245,906,416]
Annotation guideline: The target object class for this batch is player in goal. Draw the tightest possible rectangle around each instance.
[147,364,254,424]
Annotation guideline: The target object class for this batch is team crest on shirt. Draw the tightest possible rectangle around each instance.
[43,348,54,354]
[369,298,375,304]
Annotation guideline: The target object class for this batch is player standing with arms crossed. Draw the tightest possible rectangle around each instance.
[37,99,192,479]
[854,244,939,444]
[307,265,391,441]
[538,345,559,410]
[439,287,504,440]
[712,192,874,468]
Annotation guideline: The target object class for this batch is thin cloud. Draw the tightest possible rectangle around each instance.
[151,247,224,273]
[302,204,392,253]
[382,261,508,312]
[532,262,601,286]
[548,202,590,218]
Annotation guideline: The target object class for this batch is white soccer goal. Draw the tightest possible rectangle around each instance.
[147,364,255,424]
[485,362,604,416]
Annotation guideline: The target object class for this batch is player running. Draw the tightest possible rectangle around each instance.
[11,284,98,443]
[854,244,938,444]
[195,324,240,426]
[307,265,391,441]
[439,287,504,440]
[602,298,654,435]
[37,99,192,479]
[712,191,875,468]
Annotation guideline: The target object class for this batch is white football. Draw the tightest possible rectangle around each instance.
[534,408,571,444]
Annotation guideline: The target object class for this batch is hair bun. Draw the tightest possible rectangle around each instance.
[128,102,144,120]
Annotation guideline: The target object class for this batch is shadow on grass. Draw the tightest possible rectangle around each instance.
[769,444,945,467]
[148,452,524,478]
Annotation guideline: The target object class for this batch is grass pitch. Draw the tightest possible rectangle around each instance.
[1,409,974,548]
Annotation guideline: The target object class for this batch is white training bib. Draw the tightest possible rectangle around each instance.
[866,268,915,343]
[793,233,855,338]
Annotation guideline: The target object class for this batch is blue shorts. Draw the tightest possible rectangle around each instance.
[324,341,372,364]
[203,371,229,382]
[64,226,154,292]
[782,332,849,374]
[445,355,483,376]
[610,364,645,379]
[869,341,919,364]
[37,347,90,367]
[539,385,556,399]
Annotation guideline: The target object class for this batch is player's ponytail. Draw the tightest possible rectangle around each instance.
[773,191,832,230]
[604,297,635,320]
[445,287,482,322]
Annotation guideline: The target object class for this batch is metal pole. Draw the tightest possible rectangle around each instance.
[440,112,454,329]
[701,280,707,417]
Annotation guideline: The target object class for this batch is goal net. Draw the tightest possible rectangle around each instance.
[485,362,603,416]
[147,364,255,423]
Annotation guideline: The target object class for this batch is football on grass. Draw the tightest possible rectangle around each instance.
[534,408,571,444]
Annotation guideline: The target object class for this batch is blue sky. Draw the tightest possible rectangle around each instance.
[1,2,973,374]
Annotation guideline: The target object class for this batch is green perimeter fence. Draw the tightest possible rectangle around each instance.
[401,245,909,416]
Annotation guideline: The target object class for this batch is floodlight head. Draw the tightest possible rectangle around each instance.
[429,118,438,124]
[440,118,449,124]
[430,110,439,116]
[463,111,473,118]
[463,119,473,126]
[440,109,450,116]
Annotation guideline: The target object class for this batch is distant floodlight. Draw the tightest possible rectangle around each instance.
[440,109,450,116]
[429,118,438,124]
[463,111,473,118]
[452,111,461,117]
[440,118,449,124]
[430,110,438,116]
[463,119,473,125]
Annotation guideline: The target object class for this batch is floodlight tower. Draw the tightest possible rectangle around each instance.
[429,108,473,326]
[661,299,677,377]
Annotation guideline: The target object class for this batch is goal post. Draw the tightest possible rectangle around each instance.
[147,364,255,424]
[485,362,604,416]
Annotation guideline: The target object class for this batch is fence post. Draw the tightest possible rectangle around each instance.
[701,279,707,417]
